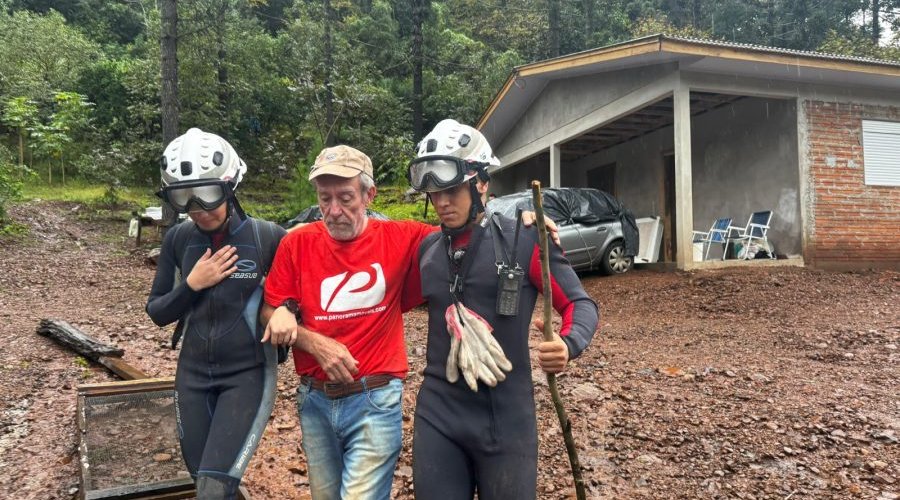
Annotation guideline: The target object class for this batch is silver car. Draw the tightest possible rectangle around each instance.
[487,187,638,275]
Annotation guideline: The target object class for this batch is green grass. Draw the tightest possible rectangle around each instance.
[240,180,296,224]
[16,178,433,226]
[0,221,28,237]
[22,179,157,207]
[370,185,436,224]
[18,180,158,226]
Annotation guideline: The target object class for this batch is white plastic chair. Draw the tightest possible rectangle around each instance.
[726,211,775,259]
[692,217,732,260]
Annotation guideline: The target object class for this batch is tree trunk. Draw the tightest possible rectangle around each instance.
[160,0,179,227]
[217,37,229,123]
[872,0,881,45]
[160,0,179,145]
[36,319,125,359]
[692,0,702,30]
[61,151,65,185]
[323,0,336,146]
[17,130,24,168]
[582,0,595,48]
[216,4,229,124]
[767,0,776,47]
[411,0,425,141]
[36,319,150,380]
[548,0,560,58]
[667,0,681,26]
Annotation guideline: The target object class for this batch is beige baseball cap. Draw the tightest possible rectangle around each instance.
[308,145,374,181]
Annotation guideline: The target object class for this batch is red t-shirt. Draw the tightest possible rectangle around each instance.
[264,219,436,380]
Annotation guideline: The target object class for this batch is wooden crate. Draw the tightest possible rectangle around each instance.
[76,377,195,500]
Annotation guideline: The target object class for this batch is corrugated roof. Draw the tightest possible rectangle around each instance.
[511,34,900,72]
[661,34,900,68]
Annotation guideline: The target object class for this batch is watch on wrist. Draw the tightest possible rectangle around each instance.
[281,298,300,317]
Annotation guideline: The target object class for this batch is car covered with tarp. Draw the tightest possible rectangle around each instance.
[487,187,639,274]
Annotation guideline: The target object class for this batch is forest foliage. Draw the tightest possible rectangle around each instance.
[0,0,898,222]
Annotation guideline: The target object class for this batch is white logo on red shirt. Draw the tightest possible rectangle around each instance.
[320,263,386,312]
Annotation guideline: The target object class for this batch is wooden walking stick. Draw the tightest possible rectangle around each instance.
[531,180,586,500]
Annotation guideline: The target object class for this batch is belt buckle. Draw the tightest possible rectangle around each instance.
[323,381,346,399]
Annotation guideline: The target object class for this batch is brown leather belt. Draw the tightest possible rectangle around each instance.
[300,374,396,399]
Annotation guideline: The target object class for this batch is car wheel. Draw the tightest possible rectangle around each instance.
[600,240,633,275]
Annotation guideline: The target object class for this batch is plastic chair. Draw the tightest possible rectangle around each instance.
[692,217,732,260]
[726,211,775,259]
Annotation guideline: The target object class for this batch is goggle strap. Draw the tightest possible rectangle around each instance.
[231,196,247,221]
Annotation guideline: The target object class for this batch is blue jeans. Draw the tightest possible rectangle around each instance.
[296,377,403,500]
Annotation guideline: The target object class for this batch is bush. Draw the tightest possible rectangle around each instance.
[74,137,161,200]
[371,185,435,224]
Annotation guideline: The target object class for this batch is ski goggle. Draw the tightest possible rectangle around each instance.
[156,179,233,213]
[408,156,487,193]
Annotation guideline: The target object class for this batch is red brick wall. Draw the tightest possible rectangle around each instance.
[804,100,900,269]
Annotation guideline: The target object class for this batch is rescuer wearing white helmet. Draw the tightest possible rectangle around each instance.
[157,127,248,230]
[408,119,599,500]
[147,128,286,499]
[407,118,500,226]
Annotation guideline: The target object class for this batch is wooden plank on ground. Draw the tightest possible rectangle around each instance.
[78,377,175,397]
[96,356,149,381]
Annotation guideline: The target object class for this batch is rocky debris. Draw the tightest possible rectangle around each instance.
[146,247,161,265]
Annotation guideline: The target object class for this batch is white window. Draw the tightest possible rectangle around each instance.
[862,120,900,187]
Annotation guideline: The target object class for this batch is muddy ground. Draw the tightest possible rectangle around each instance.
[0,200,897,499]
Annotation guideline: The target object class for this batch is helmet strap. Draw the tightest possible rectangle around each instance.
[230,195,247,222]
[475,165,491,183]
[467,177,485,224]
[222,181,246,222]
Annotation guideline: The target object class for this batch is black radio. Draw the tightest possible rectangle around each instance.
[496,263,524,316]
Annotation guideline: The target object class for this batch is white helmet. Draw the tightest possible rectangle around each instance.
[416,119,500,166]
[160,128,246,188]
[409,119,499,193]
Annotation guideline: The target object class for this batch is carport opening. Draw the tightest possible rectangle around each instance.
[553,92,801,264]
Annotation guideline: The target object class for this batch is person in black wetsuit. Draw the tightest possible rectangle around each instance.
[407,119,600,500]
[146,128,286,499]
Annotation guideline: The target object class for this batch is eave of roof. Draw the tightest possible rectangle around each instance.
[477,34,900,130]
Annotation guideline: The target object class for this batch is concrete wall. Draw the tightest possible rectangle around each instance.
[568,126,670,219]
[693,97,801,257]
[498,63,677,157]
[803,100,900,269]
[565,96,802,256]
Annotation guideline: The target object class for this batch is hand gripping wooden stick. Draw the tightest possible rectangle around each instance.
[531,180,586,500]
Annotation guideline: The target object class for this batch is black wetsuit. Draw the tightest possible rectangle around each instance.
[146,211,285,498]
[413,215,599,500]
